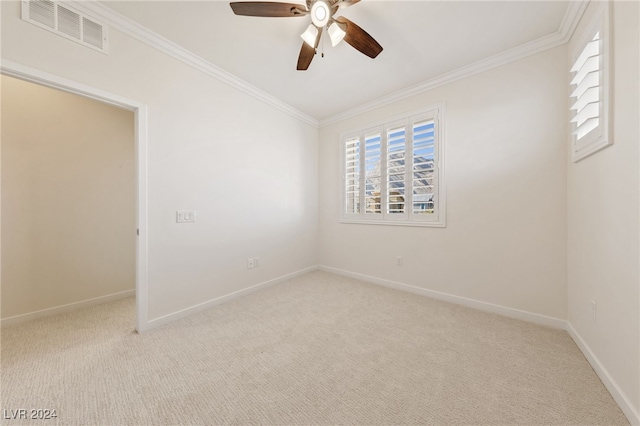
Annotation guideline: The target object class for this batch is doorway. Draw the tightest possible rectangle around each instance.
[0,62,148,332]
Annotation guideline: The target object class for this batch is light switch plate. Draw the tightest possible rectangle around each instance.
[176,210,196,223]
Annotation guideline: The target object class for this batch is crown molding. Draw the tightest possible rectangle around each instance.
[64,0,588,130]
[558,0,590,43]
[66,0,319,128]
[318,1,590,127]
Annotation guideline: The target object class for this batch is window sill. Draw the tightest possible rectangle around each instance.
[340,218,446,228]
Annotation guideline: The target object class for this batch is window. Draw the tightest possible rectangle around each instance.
[569,2,611,162]
[342,105,445,226]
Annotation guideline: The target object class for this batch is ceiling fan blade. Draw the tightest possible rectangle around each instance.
[297,25,322,70]
[230,2,307,17]
[332,0,361,8]
[335,16,383,59]
[297,42,316,71]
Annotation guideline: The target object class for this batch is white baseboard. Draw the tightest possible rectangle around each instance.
[144,265,318,331]
[318,265,566,329]
[566,323,640,426]
[1,289,136,327]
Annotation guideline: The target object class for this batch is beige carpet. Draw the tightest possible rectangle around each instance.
[1,271,629,425]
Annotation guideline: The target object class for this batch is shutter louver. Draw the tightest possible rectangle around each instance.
[570,34,600,141]
[386,126,406,214]
[412,120,435,215]
[364,132,382,214]
[345,137,361,214]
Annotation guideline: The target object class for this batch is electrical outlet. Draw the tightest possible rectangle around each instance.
[396,256,403,266]
[254,257,260,268]
[247,258,255,269]
[591,300,597,321]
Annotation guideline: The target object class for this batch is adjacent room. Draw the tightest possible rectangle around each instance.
[1,0,638,424]
[1,74,136,328]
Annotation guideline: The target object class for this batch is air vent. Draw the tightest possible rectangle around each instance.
[21,0,108,53]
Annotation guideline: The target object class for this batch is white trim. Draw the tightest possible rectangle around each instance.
[1,60,140,111]
[0,60,150,333]
[145,266,318,331]
[135,105,150,333]
[319,2,589,127]
[318,265,566,329]
[339,219,445,228]
[558,0,590,43]
[65,0,318,128]
[566,323,640,426]
[1,289,135,327]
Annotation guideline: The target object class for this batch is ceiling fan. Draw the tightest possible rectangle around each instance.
[230,0,383,70]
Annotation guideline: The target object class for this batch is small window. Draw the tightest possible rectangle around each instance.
[341,105,445,227]
[569,2,611,162]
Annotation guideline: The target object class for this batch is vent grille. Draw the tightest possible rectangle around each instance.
[29,0,55,28]
[21,0,108,53]
[57,4,80,39]
[82,16,104,49]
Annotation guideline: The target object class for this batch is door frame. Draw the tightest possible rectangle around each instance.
[1,60,149,332]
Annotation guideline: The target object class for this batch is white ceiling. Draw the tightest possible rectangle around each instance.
[102,0,570,120]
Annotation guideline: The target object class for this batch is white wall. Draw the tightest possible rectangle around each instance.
[567,1,640,420]
[0,0,318,323]
[1,75,135,319]
[319,46,568,321]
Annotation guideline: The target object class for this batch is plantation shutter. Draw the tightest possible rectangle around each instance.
[411,119,436,217]
[386,125,407,216]
[341,104,444,226]
[344,136,361,215]
[570,33,600,141]
[569,2,611,163]
[364,131,382,215]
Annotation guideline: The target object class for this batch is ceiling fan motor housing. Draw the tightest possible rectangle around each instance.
[311,1,330,27]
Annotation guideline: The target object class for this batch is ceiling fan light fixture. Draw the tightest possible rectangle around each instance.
[310,1,330,27]
[328,20,346,47]
[229,0,382,70]
[301,24,318,47]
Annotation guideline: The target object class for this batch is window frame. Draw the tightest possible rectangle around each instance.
[569,1,612,162]
[340,104,446,227]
